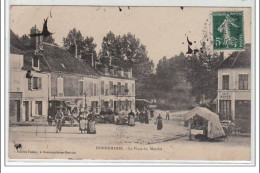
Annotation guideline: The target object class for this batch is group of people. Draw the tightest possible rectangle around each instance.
[136,110,150,124]
[130,110,164,130]
[78,110,96,134]
[54,107,168,133]
[54,108,96,134]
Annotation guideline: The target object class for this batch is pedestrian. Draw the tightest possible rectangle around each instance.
[55,107,64,133]
[156,114,163,130]
[144,110,149,124]
[150,109,154,118]
[79,110,87,133]
[87,110,96,134]
[139,111,144,123]
[128,110,135,126]
[166,111,170,120]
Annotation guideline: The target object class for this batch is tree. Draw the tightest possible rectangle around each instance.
[19,26,57,46]
[99,32,154,98]
[63,28,97,62]
[20,34,30,46]
[43,35,57,45]
[184,19,223,104]
[185,42,223,103]
[152,53,194,109]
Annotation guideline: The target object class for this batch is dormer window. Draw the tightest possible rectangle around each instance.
[32,56,40,70]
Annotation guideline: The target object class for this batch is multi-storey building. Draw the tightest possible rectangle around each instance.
[217,44,251,132]
[9,28,136,122]
[96,59,135,113]
[10,30,49,122]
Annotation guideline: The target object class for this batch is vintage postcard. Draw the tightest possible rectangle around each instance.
[7,4,254,164]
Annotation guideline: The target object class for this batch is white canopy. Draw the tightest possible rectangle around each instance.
[183,107,225,139]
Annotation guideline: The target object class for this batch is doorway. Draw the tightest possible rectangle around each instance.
[23,101,29,121]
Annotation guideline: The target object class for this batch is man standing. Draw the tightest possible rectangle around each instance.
[166,111,170,120]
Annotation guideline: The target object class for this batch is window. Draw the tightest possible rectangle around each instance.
[219,100,231,120]
[29,77,42,90]
[93,83,97,96]
[89,82,93,96]
[28,78,32,90]
[222,75,229,90]
[33,57,39,68]
[35,101,42,115]
[132,83,135,96]
[78,80,83,96]
[239,74,248,90]
[118,82,121,96]
[125,83,129,95]
[109,81,113,95]
[105,84,109,96]
[113,85,117,95]
[57,77,64,96]
[101,81,105,95]
[121,85,125,95]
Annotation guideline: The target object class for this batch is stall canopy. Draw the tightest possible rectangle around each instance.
[183,107,225,139]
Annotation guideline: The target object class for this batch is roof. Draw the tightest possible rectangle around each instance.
[41,43,100,77]
[218,44,251,69]
[183,107,225,139]
[10,30,29,52]
[96,63,135,80]
[10,45,24,55]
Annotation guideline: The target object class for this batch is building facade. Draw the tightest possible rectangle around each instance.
[10,30,49,122]
[217,44,251,132]
[9,29,136,123]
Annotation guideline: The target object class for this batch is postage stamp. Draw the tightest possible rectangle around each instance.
[212,11,244,50]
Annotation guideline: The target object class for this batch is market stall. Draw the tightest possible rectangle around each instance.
[183,107,226,141]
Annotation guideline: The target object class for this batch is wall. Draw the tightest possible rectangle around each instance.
[217,68,251,119]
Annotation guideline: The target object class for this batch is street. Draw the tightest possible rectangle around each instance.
[9,111,251,160]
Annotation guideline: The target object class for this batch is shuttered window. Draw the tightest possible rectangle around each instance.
[109,81,113,95]
[57,77,64,96]
[28,78,32,90]
[101,81,105,95]
[239,74,248,90]
[222,75,229,90]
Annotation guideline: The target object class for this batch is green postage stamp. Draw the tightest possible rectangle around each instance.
[212,11,244,50]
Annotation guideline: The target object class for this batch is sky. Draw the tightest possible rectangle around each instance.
[10,6,251,66]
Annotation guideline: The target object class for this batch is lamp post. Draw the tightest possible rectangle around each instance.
[83,92,87,111]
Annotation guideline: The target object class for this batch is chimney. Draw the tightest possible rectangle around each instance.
[30,25,43,50]
[124,68,132,78]
[103,57,112,66]
[129,68,132,78]
[117,68,124,76]
[100,65,108,74]
[109,66,115,75]
[219,51,224,61]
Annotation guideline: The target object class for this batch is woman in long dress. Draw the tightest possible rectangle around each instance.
[79,111,87,133]
[87,111,96,134]
[156,114,163,130]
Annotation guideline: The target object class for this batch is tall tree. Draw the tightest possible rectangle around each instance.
[99,32,154,98]
[63,28,97,61]
[185,42,223,103]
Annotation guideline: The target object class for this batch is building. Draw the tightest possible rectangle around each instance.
[96,59,135,113]
[10,29,50,122]
[217,44,251,132]
[9,28,136,122]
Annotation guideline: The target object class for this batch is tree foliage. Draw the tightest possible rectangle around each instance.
[99,31,154,98]
[63,28,97,61]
